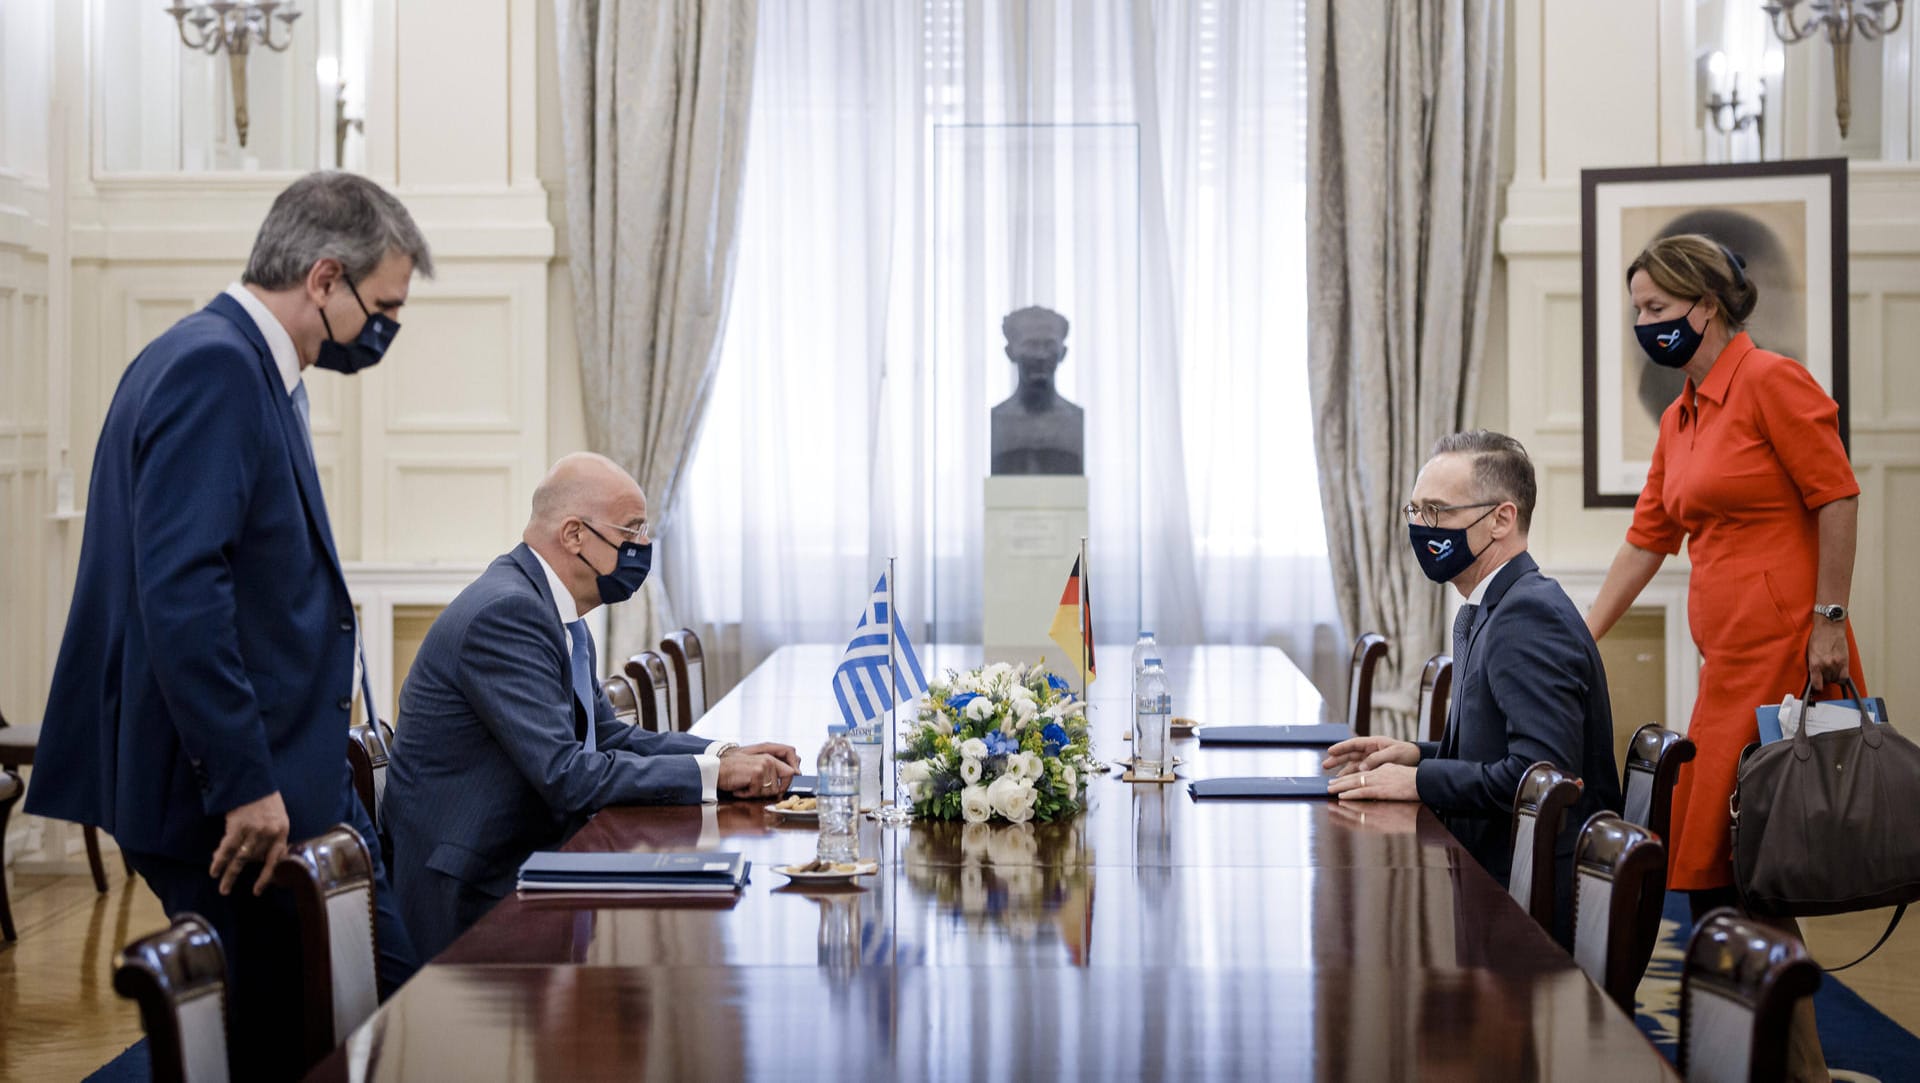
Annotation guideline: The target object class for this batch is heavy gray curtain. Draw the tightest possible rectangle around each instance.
[1306,1,1504,736]
[554,0,758,659]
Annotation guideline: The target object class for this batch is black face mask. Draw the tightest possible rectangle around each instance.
[579,524,652,605]
[1633,301,1702,369]
[315,276,400,374]
[1407,505,1498,584]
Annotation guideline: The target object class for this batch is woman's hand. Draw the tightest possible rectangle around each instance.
[1807,620,1850,688]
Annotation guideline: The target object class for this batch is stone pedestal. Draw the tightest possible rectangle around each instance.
[983,475,1089,664]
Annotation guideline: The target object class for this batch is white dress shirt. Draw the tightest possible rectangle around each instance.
[1466,557,1514,607]
[526,546,726,802]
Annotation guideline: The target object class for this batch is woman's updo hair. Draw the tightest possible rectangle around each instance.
[1626,233,1759,329]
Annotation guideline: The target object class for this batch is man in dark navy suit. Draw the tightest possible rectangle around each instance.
[1324,431,1621,945]
[27,172,431,1078]
[383,453,801,959]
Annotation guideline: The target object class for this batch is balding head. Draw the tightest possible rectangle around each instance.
[524,453,649,615]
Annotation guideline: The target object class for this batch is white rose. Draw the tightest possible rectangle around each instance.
[1005,751,1038,781]
[960,784,993,823]
[960,738,988,761]
[960,757,983,784]
[1061,764,1078,794]
[900,759,932,795]
[987,774,1037,823]
[964,697,994,722]
[986,662,1014,682]
[1012,696,1038,724]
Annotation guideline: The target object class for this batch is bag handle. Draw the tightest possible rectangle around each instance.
[1791,677,1882,751]
[1824,904,1906,972]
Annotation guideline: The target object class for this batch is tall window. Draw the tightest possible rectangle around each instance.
[668,0,1335,696]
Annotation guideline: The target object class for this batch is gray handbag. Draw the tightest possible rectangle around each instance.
[1732,679,1920,968]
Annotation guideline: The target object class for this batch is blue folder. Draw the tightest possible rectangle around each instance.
[1755,697,1888,744]
[1188,776,1333,799]
[1196,724,1352,747]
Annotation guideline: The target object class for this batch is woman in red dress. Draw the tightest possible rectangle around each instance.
[1588,234,1861,1082]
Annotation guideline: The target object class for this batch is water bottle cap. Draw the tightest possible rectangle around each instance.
[1143,657,1162,667]
[828,724,850,735]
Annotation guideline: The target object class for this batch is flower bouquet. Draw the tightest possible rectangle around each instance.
[898,661,1095,823]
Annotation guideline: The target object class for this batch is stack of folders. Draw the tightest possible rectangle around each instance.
[516,851,751,894]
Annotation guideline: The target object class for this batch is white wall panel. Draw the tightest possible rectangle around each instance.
[396,0,511,187]
[1541,0,1663,179]
[1883,293,1920,425]
[385,457,519,562]
[385,293,520,432]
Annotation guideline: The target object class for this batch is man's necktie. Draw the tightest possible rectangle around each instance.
[291,381,312,447]
[568,618,598,753]
[1452,603,1478,671]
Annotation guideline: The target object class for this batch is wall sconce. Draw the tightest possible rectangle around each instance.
[315,57,363,167]
[165,1,304,148]
[1702,49,1781,160]
[1763,0,1906,138]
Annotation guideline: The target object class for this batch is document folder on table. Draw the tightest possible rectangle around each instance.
[516,851,750,893]
[1196,724,1352,747]
[1188,777,1333,800]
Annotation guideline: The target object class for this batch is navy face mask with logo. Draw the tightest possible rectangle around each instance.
[1407,506,1498,584]
[315,276,400,374]
[1633,301,1702,369]
[579,524,652,605]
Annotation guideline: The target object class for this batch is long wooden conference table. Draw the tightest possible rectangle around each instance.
[312,644,1678,1080]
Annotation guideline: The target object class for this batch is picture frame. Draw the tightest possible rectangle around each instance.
[1581,159,1849,508]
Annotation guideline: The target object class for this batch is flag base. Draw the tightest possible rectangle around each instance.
[869,803,915,826]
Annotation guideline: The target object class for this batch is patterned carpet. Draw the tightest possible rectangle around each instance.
[1635,892,1920,1082]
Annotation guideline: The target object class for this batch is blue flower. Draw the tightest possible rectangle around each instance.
[1046,673,1070,694]
[948,692,980,711]
[1041,722,1069,755]
[984,730,1018,757]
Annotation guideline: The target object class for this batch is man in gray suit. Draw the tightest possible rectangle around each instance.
[384,453,799,958]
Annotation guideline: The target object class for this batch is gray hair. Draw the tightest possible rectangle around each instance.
[242,172,433,290]
[1430,429,1537,532]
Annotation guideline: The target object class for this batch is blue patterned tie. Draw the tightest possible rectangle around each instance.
[291,381,312,446]
[1452,603,1478,670]
[568,618,597,752]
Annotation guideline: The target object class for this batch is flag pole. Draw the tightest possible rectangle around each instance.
[875,556,912,825]
[1079,535,1090,704]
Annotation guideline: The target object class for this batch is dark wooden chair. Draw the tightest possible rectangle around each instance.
[623,651,675,733]
[1,768,21,941]
[1507,761,1581,931]
[1570,811,1667,1011]
[0,705,116,892]
[1681,908,1823,1083]
[658,628,709,730]
[1621,722,1696,842]
[345,723,392,855]
[1417,653,1453,743]
[113,912,232,1083]
[602,675,642,727]
[269,823,380,1069]
[1345,632,1389,737]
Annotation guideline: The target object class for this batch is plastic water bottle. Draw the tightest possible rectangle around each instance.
[1130,631,1158,741]
[1134,657,1172,779]
[848,716,881,811]
[817,726,860,862]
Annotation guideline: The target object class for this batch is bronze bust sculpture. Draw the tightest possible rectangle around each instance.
[989,306,1084,476]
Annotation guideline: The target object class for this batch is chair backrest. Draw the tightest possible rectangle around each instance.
[1681,908,1823,1083]
[1,768,22,941]
[1346,633,1389,737]
[1622,722,1696,841]
[113,913,232,1083]
[1571,811,1668,1011]
[1507,761,1581,929]
[623,651,674,733]
[1418,653,1453,743]
[344,724,391,831]
[658,628,708,729]
[269,824,380,1065]
[602,674,642,727]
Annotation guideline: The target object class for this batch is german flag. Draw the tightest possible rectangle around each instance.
[1047,556,1095,687]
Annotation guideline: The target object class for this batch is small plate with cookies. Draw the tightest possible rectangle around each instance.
[768,794,820,819]
[773,858,879,884]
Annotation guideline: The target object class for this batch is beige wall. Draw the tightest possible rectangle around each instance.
[1498,0,1920,727]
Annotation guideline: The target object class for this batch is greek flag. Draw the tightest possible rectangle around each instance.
[832,573,929,728]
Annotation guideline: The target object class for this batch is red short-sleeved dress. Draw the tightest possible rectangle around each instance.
[1626,332,1865,892]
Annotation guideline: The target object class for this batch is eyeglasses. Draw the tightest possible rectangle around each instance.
[585,518,651,544]
[1402,501,1499,528]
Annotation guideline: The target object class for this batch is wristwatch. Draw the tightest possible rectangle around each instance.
[1813,604,1848,622]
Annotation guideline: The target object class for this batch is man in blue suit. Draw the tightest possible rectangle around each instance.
[1324,431,1621,945]
[27,172,431,1078]
[383,452,801,959]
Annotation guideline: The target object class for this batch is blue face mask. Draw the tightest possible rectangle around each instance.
[579,524,652,605]
[1408,506,1498,584]
[315,276,400,374]
[1633,301,1701,369]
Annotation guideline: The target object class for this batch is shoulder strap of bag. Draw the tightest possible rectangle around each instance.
[1823,904,1906,973]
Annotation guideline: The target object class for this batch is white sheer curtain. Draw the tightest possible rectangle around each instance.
[669,0,1340,699]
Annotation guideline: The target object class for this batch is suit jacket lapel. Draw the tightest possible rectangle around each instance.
[1440,553,1540,759]
[507,544,591,743]
[205,294,344,576]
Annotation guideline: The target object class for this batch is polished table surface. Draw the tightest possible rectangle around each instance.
[313,644,1677,1081]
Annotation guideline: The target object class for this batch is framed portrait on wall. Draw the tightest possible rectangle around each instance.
[1580,158,1849,508]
